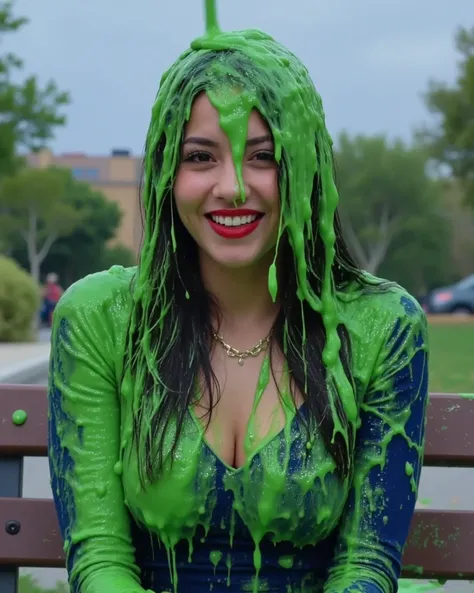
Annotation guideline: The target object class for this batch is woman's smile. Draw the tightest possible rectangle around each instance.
[205,208,265,239]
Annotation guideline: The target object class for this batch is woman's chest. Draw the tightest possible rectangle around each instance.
[193,351,304,470]
[121,412,350,550]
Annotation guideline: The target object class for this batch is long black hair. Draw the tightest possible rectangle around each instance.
[126,46,377,486]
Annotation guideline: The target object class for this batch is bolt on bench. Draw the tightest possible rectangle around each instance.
[0,385,473,592]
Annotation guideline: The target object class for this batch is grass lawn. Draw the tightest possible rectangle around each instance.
[428,321,474,393]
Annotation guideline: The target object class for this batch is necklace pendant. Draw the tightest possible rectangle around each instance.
[238,357,244,366]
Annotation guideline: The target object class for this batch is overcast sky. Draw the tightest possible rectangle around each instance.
[9,0,472,156]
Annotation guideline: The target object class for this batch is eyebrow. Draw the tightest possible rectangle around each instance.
[182,134,273,148]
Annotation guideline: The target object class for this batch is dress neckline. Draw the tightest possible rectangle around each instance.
[189,355,304,473]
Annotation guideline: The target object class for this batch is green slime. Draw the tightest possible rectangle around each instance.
[47,2,430,593]
[12,409,27,426]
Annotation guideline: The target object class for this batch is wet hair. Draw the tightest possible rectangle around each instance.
[125,34,381,485]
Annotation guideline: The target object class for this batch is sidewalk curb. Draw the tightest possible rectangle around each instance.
[0,354,50,385]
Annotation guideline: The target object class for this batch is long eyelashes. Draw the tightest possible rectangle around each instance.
[182,150,275,163]
[254,151,275,161]
[183,151,213,163]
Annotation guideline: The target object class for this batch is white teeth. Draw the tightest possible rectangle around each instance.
[210,214,259,227]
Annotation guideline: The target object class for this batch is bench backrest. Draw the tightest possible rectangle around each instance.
[0,385,473,591]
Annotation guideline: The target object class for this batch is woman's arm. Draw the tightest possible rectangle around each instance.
[324,296,429,593]
[48,272,149,593]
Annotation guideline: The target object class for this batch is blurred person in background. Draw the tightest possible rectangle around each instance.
[40,272,63,327]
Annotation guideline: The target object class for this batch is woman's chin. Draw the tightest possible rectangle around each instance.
[202,245,271,271]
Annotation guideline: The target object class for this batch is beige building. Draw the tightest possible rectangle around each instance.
[27,148,143,254]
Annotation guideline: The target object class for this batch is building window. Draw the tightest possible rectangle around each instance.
[71,167,100,181]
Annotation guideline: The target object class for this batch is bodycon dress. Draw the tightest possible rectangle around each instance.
[48,265,429,593]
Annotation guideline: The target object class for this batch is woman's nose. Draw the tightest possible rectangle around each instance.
[214,159,248,202]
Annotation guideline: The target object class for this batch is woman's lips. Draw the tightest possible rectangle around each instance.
[206,210,264,239]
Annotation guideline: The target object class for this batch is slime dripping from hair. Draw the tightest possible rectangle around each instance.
[130,0,357,481]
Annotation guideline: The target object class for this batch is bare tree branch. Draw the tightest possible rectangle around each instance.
[340,214,370,269]
[37,231,58,263]
[342,204,402,274]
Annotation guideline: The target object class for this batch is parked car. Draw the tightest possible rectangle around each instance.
[425,274,474,315]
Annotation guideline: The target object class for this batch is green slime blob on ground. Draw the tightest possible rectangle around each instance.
[46,3,430,593]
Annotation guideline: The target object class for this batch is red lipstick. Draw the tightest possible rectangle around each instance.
[206,209,264,240]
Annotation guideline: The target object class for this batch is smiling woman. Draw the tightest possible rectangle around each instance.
[47,2,429,593]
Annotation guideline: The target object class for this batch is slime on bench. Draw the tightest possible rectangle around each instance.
[47,2,430,593]
[12,409,27,426]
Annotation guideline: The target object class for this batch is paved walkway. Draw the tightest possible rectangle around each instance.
[0,328,51,384]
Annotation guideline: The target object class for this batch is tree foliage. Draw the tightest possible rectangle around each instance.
[0,254,39,342]
[0,167,83,281]
[335,133,451,291]
[0,1,69,177]
[421,26,474,208]
[12,185,136,286]
[378,212,453,295]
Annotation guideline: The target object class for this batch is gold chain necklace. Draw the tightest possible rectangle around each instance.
[212,331,271,366]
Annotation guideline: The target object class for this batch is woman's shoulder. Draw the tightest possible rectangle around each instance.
[339,273,427,340]
[338,275,428,389]
[55,265,136,322]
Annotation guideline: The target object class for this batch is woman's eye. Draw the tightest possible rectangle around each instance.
[253,151,275,162]
[184,151,212,163]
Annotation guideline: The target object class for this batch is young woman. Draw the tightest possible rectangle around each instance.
[48,18,429,593]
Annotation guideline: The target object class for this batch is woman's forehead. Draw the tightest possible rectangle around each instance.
[183,93,271,144]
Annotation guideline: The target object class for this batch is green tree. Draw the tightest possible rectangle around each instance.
[0,1,69,177]
[335,133,451,290]
[420,26,474,208]
[0,167,83,282]
[36,188,132,286]
[95,243,137,272]
[378,213,453,295]
[0,254,39,342]
[439,180,474,279]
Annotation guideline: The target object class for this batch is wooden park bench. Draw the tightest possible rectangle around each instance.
[0,384,473,593]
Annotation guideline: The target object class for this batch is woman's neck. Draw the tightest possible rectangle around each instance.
[199,250,280,342]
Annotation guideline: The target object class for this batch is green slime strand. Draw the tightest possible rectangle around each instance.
[133,16,357,494]
[205,0,220,35]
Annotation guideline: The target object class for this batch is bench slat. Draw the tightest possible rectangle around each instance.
[0,498,473,579]
[402,509,474,579]
[425,393,474,467]
[1,386,473,465]
[0,385,48,457]
[0,498,63,567]
[0,385,473,579]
